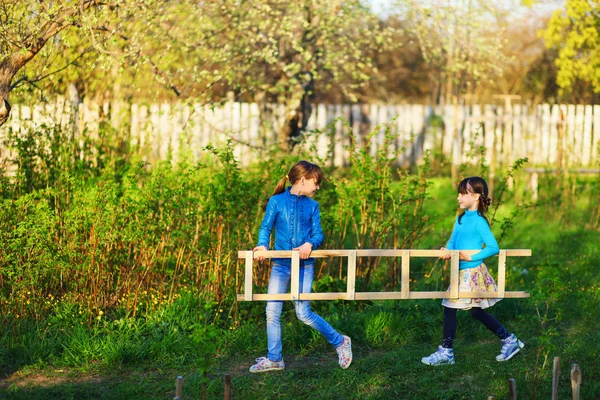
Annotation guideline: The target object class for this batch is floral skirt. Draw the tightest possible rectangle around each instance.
[441,263,501,310]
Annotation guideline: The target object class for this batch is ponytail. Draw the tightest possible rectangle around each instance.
[263,175,288,210]
[272,175,289,197]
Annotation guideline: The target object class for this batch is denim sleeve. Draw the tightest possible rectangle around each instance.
[257,197,277,249]
[307,203,324,249]
[471,218,499,261]
[445,218,459,250]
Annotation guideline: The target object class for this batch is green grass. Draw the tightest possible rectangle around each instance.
[0,325,595,398]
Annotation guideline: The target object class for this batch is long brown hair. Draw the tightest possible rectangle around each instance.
[457,176,492,225]
[263,161,324,209]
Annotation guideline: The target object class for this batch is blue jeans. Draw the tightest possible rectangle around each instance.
[266,263,344,362]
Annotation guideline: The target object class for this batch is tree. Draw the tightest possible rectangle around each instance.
[395,0,511,106]
[0,1,235,120]
[481,7,549,99]
[350,15,433,103]
[1,0,395,152]
[543,0,600,94]
[0,1,198,126]
[206,0,395,150]
[395,0,510,180]
[0,2,105,126]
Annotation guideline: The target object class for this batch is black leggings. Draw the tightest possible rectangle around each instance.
[441,306,510,348]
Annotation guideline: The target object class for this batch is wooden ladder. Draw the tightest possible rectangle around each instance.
[237,249,531,301]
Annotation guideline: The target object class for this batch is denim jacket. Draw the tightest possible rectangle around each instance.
[257,187,324,267]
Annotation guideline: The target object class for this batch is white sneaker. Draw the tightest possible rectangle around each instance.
[421,346,455,366]
[249,357,285,373]
[336,335,352,369]
[496,334,524,362]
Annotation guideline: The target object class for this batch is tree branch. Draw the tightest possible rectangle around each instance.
[10,46,94,90]
[94,24,184,97]
[4,1,105,72]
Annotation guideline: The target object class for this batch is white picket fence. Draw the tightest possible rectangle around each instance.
[2,97,600,168]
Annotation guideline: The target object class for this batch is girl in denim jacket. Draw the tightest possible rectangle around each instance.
[249,160,352,373]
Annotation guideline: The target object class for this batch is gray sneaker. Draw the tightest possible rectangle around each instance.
[496,334,524,362]
[249,357,285,373]
[421,346,455,366]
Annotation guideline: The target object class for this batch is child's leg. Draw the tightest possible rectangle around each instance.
[470,308,524,361]
[266,265,291,362]
[470,308,510,339]
[442,306,458,348]
[293,265,344,348]
[421,306,456,365]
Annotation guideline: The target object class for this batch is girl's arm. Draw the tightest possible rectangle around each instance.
[470,218,499,261]
[307,203,324,249]
[257,197,277,249]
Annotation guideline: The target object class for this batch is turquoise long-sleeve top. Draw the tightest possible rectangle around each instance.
[446,209,499,270]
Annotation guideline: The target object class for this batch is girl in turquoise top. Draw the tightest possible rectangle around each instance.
[421,177,524,366]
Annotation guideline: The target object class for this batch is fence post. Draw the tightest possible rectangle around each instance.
[224,374,231,400]
[552,356,560,400]
[508,378,517,400]
[571,363,581,400]
[174,376,183,400]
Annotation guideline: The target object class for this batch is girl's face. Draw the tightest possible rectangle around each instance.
[299,176,320,198]
[457,189,480,211]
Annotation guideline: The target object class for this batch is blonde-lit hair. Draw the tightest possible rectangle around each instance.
[264,161,324,208]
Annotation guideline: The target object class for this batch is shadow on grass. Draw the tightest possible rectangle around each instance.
[0,371,179,400]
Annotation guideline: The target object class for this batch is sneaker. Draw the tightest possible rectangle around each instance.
[249,357,285,373]
[496,334,524,362]
[336,335,352,369]
[421,346,455,366]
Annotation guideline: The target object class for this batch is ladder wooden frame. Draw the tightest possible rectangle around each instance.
[237,249,531,301]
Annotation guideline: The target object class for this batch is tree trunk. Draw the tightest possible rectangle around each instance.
[0,63,18,126]
[277,77,314,151]
[0,95,11,127]
[0,54,45,127]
